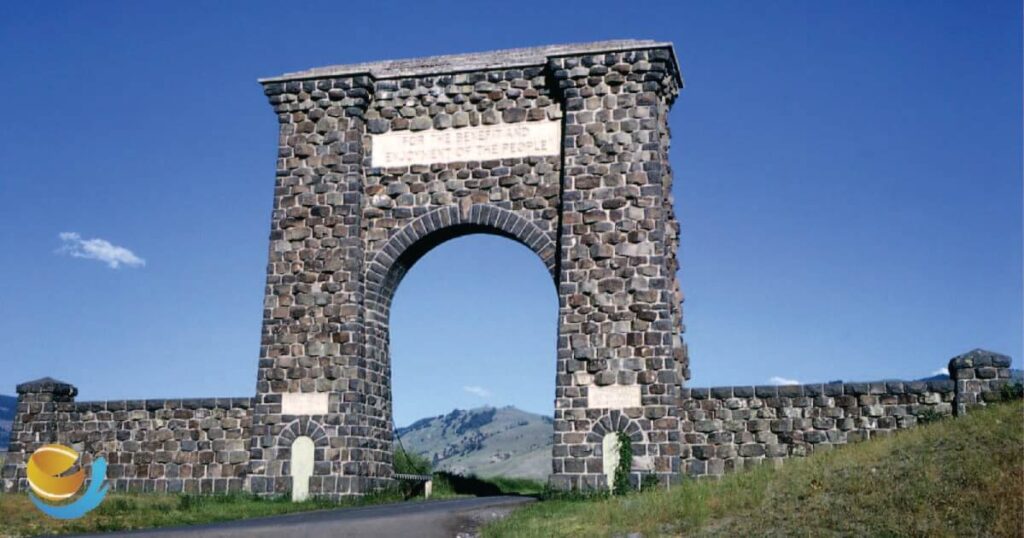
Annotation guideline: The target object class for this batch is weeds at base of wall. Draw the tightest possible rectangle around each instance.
[916,408,947,424]
[998,382,1023,401]
[639,473,660,491]
[613,432,633,496]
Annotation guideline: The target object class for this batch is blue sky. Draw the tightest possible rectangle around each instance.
[0,2,1020,427]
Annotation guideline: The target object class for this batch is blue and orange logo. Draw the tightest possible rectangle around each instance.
[27,444,108,519]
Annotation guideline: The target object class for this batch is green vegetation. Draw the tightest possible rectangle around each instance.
[612,432,632,496]
[0,471,544,537]
[0,489,408,537]
[1000,381,1024,401]
[393,446,432,476]
[478,475,547,496]
[431,472,546,497]
[390,444,544,498]
[0,445,533,537]
[484,401,1024,537]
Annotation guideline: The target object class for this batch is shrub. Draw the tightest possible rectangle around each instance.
[916,408,946,424]
[393,446,431,475]
[640,473,661,491]
[176,494,195,511]
[999,382,1023,401]
[613,432,633,496]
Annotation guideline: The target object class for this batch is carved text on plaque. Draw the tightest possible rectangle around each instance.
[371,120,561,168]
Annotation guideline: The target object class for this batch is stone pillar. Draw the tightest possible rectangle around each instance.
[248,75,382,498]
[1,377,78,492]
[549,47,686,490]
[949,349,1014,415]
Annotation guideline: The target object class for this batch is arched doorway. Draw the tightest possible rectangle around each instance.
[365,207,559,478]
[389,232,558,479]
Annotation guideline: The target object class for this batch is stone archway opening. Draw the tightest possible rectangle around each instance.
[388,231,559,478]
[368,210,557,473]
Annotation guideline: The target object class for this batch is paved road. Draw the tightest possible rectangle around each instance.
[69,496,534,538]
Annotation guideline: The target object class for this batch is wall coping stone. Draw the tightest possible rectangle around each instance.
[680,350,1011,403]
[259,39,682,86]
[16,377,77,396]
[949,348,1013,371]
[70,398,254,411]
[684,378,959,401]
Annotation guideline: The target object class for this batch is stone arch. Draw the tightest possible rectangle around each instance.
[586,410,645,446]
[276,418,329,449]
[587,411,646,490]
[276,418,329,496]
[365,204,557,332]
[362,204,559,474]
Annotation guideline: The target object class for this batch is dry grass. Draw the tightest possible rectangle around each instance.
[484,400,1024,537]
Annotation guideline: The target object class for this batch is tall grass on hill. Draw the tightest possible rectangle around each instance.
[484,400,1024,537]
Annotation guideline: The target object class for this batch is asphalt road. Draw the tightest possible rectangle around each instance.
[68,496,534,538]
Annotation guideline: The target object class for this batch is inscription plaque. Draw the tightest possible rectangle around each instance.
[281,392,329,415]
[371,120,561,168]
[588,385,642,409]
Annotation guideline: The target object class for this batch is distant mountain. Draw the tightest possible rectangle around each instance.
[0,394,15,450]
[397,406,553,480]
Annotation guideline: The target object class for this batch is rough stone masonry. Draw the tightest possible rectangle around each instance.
[1,41,1016,498]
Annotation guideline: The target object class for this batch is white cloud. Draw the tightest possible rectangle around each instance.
[931,367,949,377]
[57,232,145,269]
[463,385,491,398]
[769,376,800,386]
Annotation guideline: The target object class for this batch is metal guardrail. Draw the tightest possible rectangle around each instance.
[392,473,434,499]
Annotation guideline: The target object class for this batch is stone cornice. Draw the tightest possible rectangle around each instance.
[259,40,683,88]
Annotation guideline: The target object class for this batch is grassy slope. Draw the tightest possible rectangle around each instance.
[485,401,1024,537]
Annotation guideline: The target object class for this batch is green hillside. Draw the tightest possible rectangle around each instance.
[485,401,1024,537]
[397,406,552,480]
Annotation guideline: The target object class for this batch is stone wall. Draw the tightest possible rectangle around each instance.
[1,378,252,494]
[1,350,1016,494]
[676,349,1015,479]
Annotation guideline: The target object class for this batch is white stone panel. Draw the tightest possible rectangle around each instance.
[371,120,561,168]
[290,436,315,502]
[588,385,641,409]
[281,392,329,415]
[602,433,621,490]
